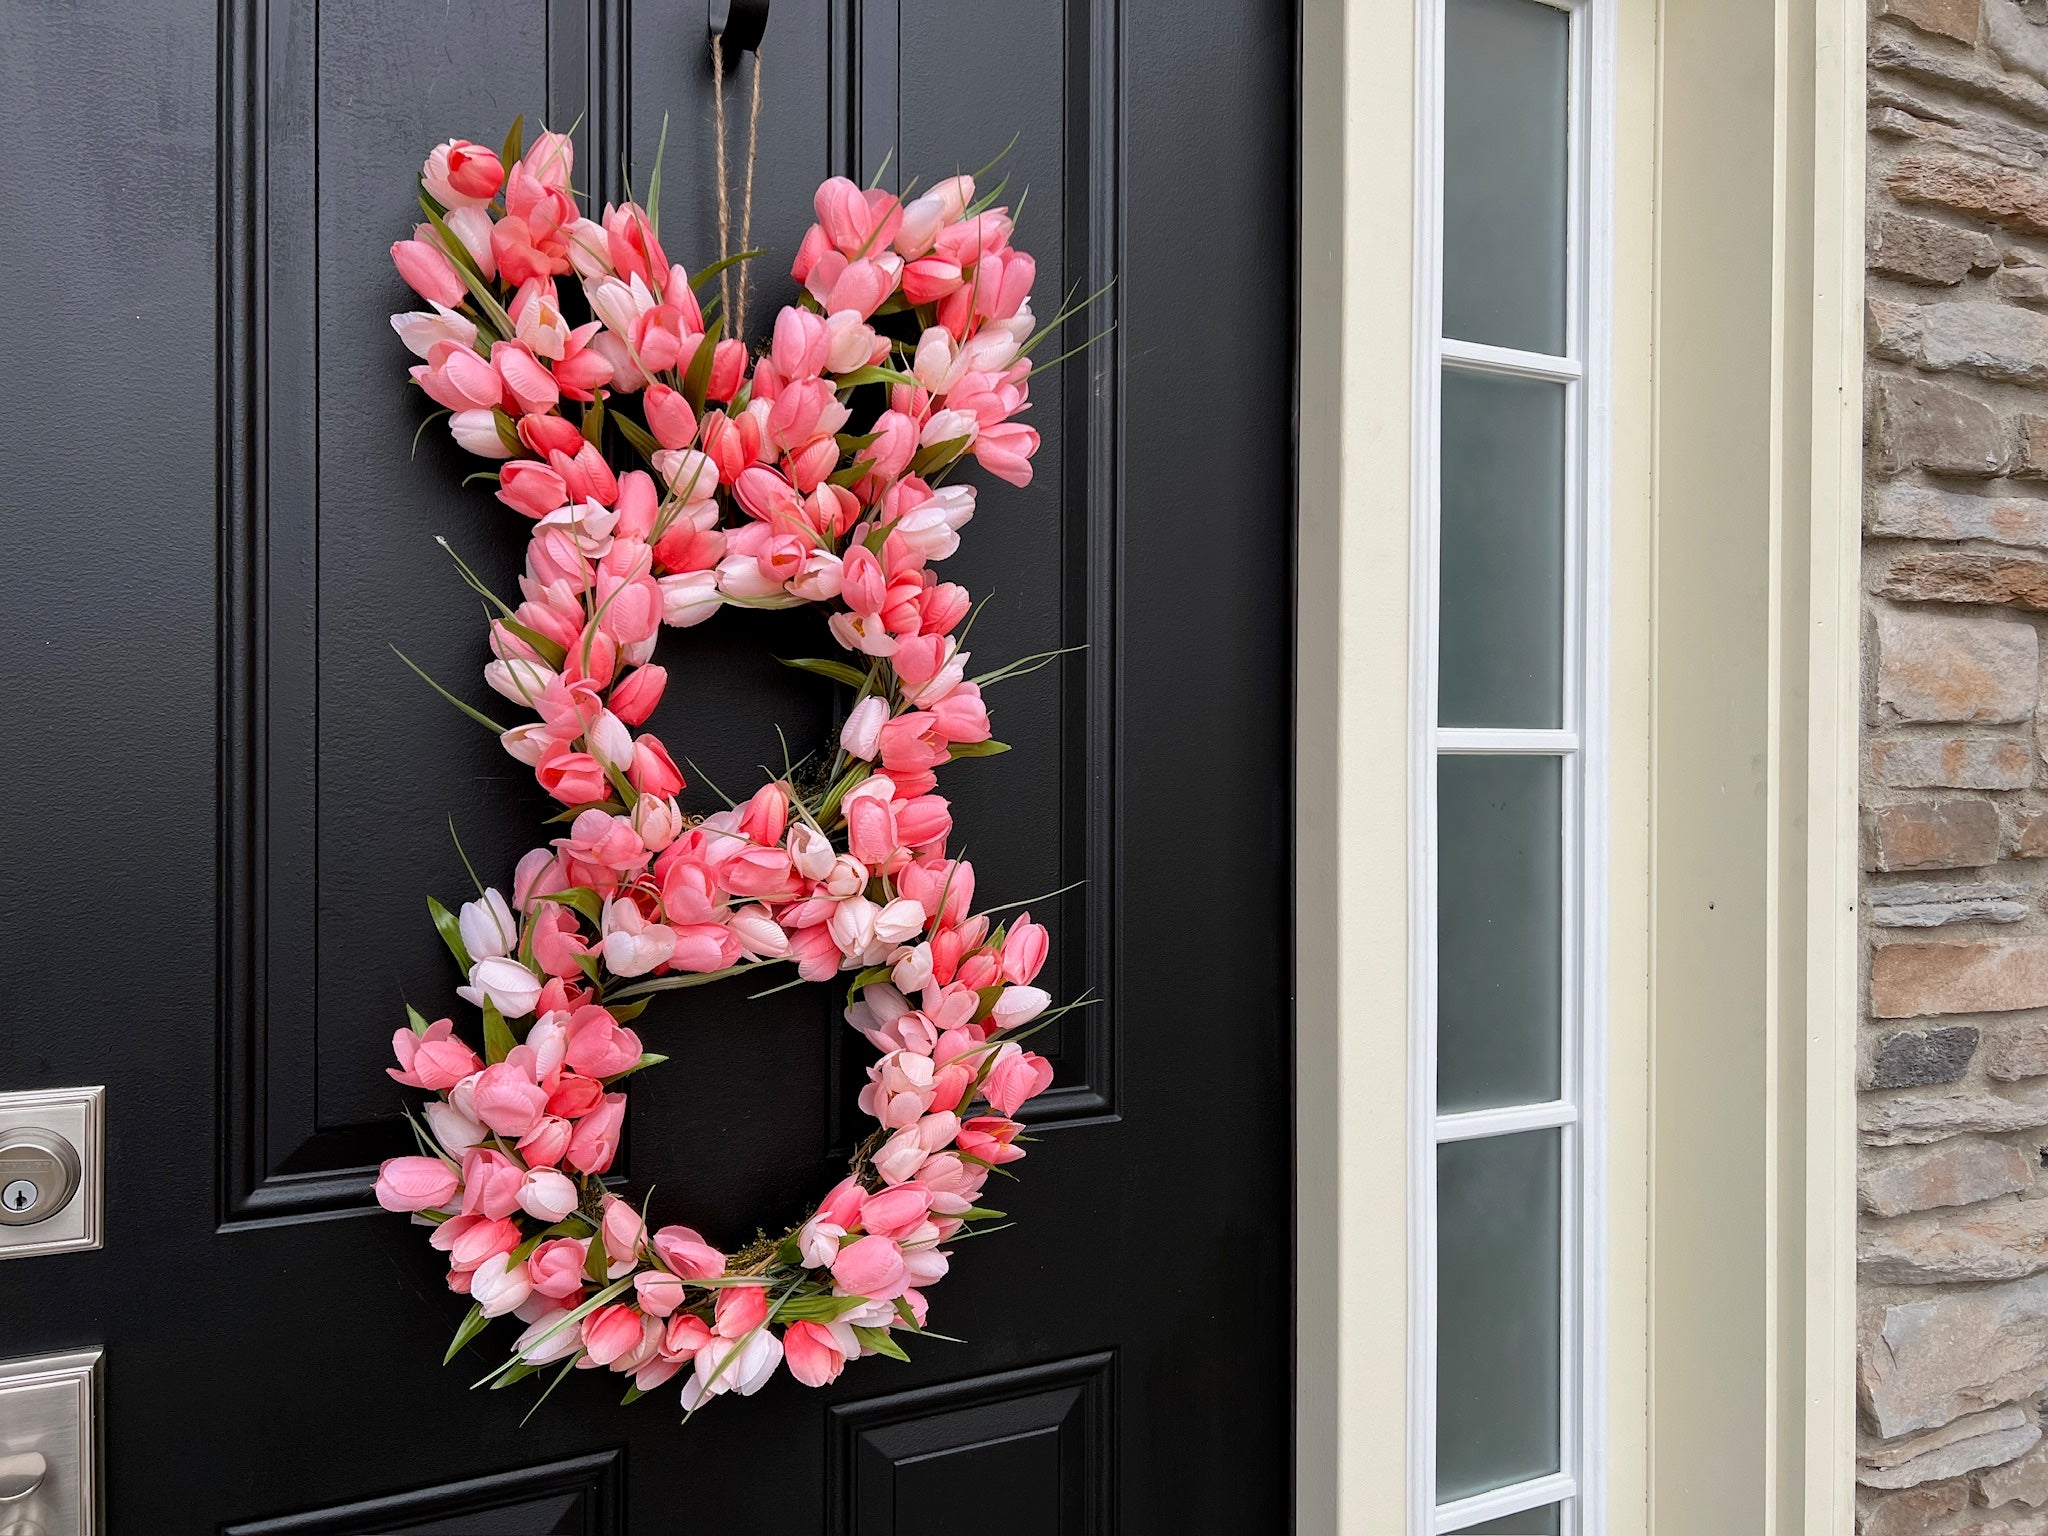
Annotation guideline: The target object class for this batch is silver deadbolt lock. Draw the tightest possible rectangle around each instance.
[0,1134,78,1229]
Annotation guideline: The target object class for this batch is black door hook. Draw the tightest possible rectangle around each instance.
[709,0,770,54]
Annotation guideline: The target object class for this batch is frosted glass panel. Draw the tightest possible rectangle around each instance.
[1438,1131,1563,1503]
[1437,755,1563,1112]
[1460,1506,1563,1535]
[1439,368,1566,728]
[1444,0,1570,355]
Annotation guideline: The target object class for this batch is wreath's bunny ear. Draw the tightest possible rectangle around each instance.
[382,121,1075,1415]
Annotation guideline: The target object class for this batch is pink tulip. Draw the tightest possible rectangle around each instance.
[651,1225,726,1281]
[424,139,505,206]
[685,1329,784,1406]
[628,735,685,799]
[582,1303,645,1366]
[388,1019,481,1090]
[392,235,466,306]
[991,984,1050,1032]
[635,1270,688,1318]
[714,1285,769,1340]
[436,1213,521,1270]
[470,1062,550,1138]
[563,1005,643,1078]
[536,749,609,806]
[831,1234,908,1301]
[459,955,544,1019]
[784,1320,854,1388]
[566,1092,627,1174]
[373,1156,458,1213]
[498,459,570,518]
[608,664,666,725]
[1001,916,1048,984]
[516,1113,574,1169]
[860,1182,934,1242]
[468,1251,533,1317]
[983,1043,1054,1116]
[517,1168,579,1222]
[492,341,560,416]
[957,1115,1027,1167]
[425,1101,486,1156]
[411,341,502,413]
[460,1149,524,1219]
[527,1237,590,1299]
[514,1307,583,1364]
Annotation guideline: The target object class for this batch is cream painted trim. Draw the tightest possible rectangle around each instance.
[1295,0,1858,1528]
[1799,0,1863,1525]
[1296,0,1416,1526]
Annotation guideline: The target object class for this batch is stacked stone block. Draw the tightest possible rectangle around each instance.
[1861,2,2048,1530]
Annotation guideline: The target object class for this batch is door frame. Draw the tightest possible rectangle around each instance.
[1292,0,1864,1529]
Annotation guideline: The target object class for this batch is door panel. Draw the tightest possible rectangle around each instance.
[0,0,1293,1529]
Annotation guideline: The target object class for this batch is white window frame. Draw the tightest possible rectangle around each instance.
[1406,1,1616,1533]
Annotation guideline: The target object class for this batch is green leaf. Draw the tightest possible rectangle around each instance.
[958,1206,1008,1222]
[481,1000,517,1065]
[392,647,507,735]
[607,998,650,1024]
[501,114,526,171]
[536,886,605,924]
[492,407,523,456]
[620,1383,647,1406]
[852,1325,911,1363]
[908,435,968,476]
[406,1004,434,1036]
[584,1231,611,1282]
[689,248,768,292]
[426,896,474,971]
[613,411,660,462]
[487,1360,546,1390]
[776,655,869,689]
[581,390,606,446]
[545,800,626,823]
[417,199,516,338]
[681,313,725,413]
[646,111,671,238]
[845,965,895,1004]
[832,364,921,390]
[443,1303,490,1366]
[603,1052,667,1087]
[947,738,1011,760]
[497,616,567,670]
[605,959,777,1002]
[778,1293,878,1323]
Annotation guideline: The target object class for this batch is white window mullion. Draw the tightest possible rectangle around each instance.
[1414,1,1610,1533]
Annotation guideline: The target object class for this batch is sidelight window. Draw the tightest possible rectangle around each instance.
[1411,0,1611,1533]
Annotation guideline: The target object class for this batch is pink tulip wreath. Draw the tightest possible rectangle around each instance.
[375,120,1075,1412]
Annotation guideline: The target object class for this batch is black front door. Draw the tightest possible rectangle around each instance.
[0,2,1295,1530]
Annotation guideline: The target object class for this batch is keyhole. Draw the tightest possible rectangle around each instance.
[2,1181,36,1212]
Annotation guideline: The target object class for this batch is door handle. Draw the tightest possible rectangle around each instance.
[0,1453,44,1502]
[0,1352,97,1536]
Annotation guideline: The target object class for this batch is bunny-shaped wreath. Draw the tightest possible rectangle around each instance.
[376,120,1075,1413]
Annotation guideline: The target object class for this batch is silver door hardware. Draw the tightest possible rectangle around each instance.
[0,1134,79,1229]
[0,1351,99,1536]
[0,1450,46,1499]
[0,1092,100,1261]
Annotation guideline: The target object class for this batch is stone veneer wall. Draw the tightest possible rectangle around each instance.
[1860,2,2048,1531]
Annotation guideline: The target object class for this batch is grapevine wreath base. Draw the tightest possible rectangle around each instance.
[374,120,1085,1413]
